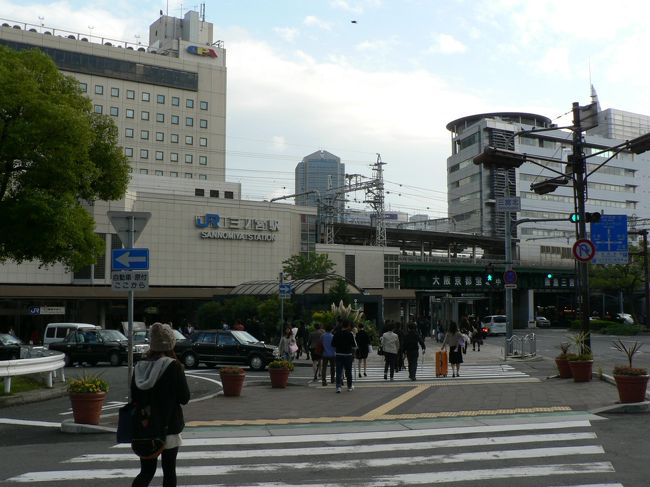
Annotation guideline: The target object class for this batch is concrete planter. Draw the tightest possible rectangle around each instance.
[614,374,649,403]
[69,392,106,425]
[555,357,572,379]
[568,360,593,382]
[220,370,246,397]
[269,368,291,388]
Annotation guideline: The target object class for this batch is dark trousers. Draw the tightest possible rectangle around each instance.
[132,447,179,487]
[384,352,397,379]
[335,354,353,389]
[321,356,335,385]
[407,351,419,379]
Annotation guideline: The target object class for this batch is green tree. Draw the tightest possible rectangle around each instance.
[0,46,129,270]
[197,301,223,328]
[589,244,644,311]
[328,278,351,306]
[282,252,334,279]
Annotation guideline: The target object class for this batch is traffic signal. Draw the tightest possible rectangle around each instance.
[485,264,494,283]
[569,212,601,223]
[546,272,553,279]
[569,213,581,223]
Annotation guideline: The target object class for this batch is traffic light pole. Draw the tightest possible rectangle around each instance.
[504,206,513,359]
[571,102,592,352]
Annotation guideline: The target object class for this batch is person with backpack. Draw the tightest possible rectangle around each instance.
[132,322,190,487]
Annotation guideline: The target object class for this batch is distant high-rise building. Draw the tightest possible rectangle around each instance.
[295,150,345,217]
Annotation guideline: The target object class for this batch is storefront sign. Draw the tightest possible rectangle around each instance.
[195,213,279,242]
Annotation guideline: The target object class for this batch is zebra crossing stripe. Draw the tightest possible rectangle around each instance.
[114,419,593,448]
[69,432,597,463]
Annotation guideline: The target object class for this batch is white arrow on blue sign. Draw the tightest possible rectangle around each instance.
[112,248,149,270]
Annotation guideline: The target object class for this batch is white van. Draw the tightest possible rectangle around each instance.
[480,315,508,335]
[43,323,98,347]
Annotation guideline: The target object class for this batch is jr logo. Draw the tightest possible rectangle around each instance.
[195,213,220,228]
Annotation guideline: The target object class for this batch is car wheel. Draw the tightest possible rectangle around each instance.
[109,352,121,366]
[249,355,264,371]
[183,352,198,369]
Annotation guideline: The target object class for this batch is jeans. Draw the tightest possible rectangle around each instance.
[335,354,353,389]
[321,356,335,385]
[384,352,397,379]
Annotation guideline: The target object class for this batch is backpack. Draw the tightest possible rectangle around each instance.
[130,385,168,460]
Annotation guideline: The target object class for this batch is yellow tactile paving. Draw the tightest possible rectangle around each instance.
[362,384,431,419]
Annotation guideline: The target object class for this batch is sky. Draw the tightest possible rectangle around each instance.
[3,0,650,219]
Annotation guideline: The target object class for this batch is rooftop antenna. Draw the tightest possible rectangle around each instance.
[200,2,205,22]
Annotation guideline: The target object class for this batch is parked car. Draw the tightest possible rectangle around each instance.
[535,316,551,328]
[49,328,149,366]
[616,313,634,325]
[43,322,98,347]
[0,333,23,360]
[179,329,278,370]
[480,315,508,335]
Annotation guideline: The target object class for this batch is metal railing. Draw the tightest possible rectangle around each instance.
[506,333,537,358]
[0,351,66,394]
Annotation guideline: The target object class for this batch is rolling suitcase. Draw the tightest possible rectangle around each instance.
[436,350,448,377]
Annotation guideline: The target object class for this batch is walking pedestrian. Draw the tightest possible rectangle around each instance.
[441,321,464,378]
[332,319,356,393]
[320,324,336,386]
[278,326,296,361]
[309,323,324,381]
[471,318,483,352]
[402,322,426,380]
[380,324,400,381]
[355,323,370,377]
[131,323,190,487]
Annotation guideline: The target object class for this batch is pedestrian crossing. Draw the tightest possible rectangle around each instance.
[4,417,623,486]
[341,364,529,383]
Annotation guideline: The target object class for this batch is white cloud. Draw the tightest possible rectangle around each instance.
[304,15,331,31]
[532,46,572,78]
[273,27,299,42]
[329,0,364,14]
[427,33,467,55]
[271,136,287,151]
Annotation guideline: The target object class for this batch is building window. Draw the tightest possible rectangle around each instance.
[110,106,119,116]
[186,99,194,108]
[94,105,103,114]
[125,147,133,157]
[200,100,208,110]
[185,135,193,145]
[126,89,135,99]
[199,119,208,129]
[125,128,134,138]
[184,173,192,179]
[170,171,178,177]
[224,191,234,199]
[155,113,164,123]
[171,115,179,125]
[111,87,119,97]
[185,154,193,164]
[171,96,180,106]
[170,152,179,162]
[195,188,204,196]
[142,92,150,102]
[170,134,179,143]
[199,137,207,147]
[185,117,193,127]
[126,109,134,119]
[155,170,163,176]
[141,111,150,121]
[140,149,149,159]
[95,85,103,95]
[155,132,164,141]
[345,255,356,283]
[199,174,207,180]
[140,130,149,140]
[157,94,165,104]
[199,155,207,165]
[210,190,219,198]
[139,169,148,175]
[155,151,164,160]
[79,82,87,93]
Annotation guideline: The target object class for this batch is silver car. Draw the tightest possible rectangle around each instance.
[535,316,551,327]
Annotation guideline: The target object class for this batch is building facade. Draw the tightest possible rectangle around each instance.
[295,150,346,216]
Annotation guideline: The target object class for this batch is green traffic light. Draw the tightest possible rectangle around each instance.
[570,213,581,223]
[487,274,493,282]
[546,273,553,279]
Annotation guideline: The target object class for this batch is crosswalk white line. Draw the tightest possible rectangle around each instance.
[69,432,598,463]
[113,419,593,448]
[347,364,529,381]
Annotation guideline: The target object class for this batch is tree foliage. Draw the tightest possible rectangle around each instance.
[328,278,350,306]
[0,46,129,270]
[589,244,644,296]
[282,252,334,280]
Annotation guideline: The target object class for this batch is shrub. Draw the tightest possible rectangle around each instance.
[268,359,294,371]
[219,366,245,374]
[67,374,109,393]
[602,324,643,336]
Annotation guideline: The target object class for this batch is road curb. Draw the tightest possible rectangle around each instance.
[0,382,68,408]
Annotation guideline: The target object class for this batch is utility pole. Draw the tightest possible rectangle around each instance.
[571,102,591,351]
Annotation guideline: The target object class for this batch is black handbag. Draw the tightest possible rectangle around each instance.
[116,402,135,443]
[377,346,384,356]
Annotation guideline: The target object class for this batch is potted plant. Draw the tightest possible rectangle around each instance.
[612,339,649,403]
[268,359,294,388]
[566,332,593,382]
[67,373,109,425]
[219,366,246,397]
[555,342,573,379]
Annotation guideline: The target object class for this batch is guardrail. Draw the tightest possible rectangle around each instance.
[0,351,66,394]
[506,333,537,358]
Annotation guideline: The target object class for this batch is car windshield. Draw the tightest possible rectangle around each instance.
[173,330,187,340]
[100,329,128,341]
[231,330,261,344]
[0,333,22,346]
